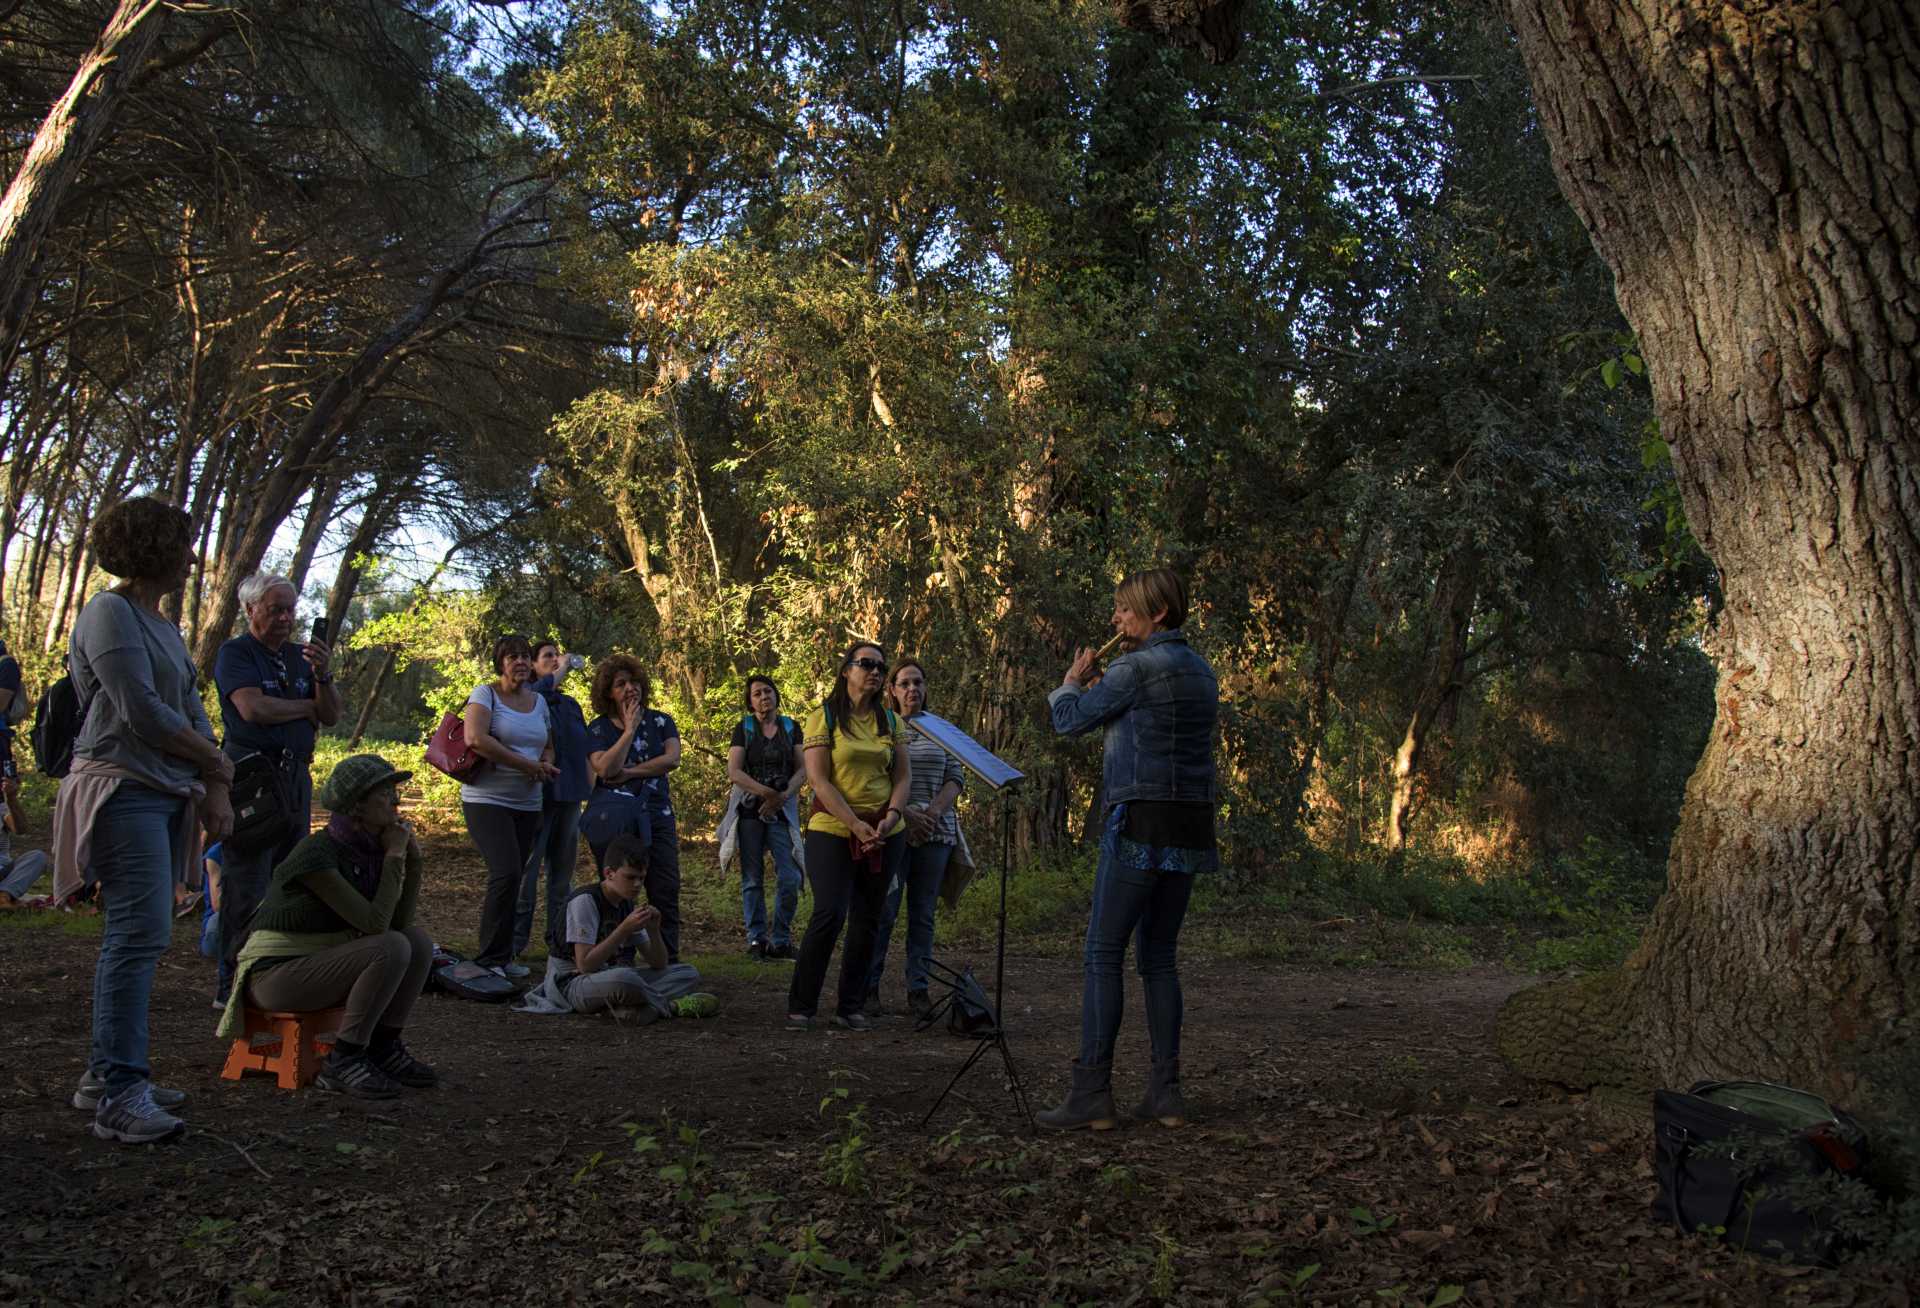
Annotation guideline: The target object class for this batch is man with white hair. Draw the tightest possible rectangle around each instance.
[211,573,341,1005]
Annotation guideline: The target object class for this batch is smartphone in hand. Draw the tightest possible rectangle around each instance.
[310,615,330,645]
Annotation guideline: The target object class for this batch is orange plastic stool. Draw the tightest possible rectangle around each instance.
[221,1007,346,1089]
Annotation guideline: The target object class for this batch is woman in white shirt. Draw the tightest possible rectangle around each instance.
[461,634,556,975]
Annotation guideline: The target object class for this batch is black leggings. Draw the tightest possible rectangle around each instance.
[787,828,906,1019]
[465,802,541,966]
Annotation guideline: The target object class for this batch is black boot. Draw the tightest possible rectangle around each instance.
[1133,1059,1187,1127]
[1035,1060,1118,1131]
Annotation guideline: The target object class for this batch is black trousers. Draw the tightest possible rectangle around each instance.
[646,813,682,963]
[464,801,541,966]
[787,828,906,1019]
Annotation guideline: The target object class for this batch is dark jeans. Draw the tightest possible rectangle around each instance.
[513,799,582,957]
[788,828,906,1019]
[737,813,802,948]
[647,812,681,963]
[464,801,541,967]
[1078,823,1194,1068]
[868,839,952,995]
[216,763,312,1000]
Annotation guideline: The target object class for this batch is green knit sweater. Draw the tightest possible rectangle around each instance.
[248,829,423,937]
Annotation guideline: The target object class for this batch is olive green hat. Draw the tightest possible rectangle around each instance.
[319,754,413,812]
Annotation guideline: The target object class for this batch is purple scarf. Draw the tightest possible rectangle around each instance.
[325,813,385,899]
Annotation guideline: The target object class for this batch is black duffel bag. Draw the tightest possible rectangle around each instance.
[1653,1079,1871,1263]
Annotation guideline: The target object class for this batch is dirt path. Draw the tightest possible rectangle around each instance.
[0,838,1906,1306]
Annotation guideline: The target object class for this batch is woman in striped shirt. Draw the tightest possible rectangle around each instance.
[865,658,964,1021]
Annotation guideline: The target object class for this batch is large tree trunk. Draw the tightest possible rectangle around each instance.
[0,0,171,391]
[1488,3,1919,1095]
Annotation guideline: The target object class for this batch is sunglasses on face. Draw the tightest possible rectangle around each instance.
[850,657,887,674]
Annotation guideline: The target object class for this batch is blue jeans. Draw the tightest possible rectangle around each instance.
[737,812,803,948]
[1078,815,1194,1068]
[89,783,189,1094]
[868,840,952,995]
[514,800,582,956]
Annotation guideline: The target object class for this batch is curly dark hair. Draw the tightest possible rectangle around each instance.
[590,654,650,720]
[90,497,193,582]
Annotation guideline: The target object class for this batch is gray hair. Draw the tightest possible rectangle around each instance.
[237,572,297,609]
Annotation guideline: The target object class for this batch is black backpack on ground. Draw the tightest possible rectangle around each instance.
[424,945,518,1003]
[1652,1079,1872,1264]
[30,674,84,778]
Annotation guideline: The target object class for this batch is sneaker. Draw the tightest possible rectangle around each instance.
[671,993,721,1020]
[370,1040,438,1089]
[907,990,933,1021]
[746,940,767,961]
[91,1082,186,1144]
[73,1069,188,1113]
[313,1051,402,1099]
[499,962,530,980]
[785,1013,814,1031]
[830,1011,873,1032]
[766,943,797,961]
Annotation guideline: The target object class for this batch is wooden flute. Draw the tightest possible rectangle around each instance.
[1091,631,1127,664]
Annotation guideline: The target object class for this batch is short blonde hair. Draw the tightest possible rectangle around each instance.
[1115,568,1188,630]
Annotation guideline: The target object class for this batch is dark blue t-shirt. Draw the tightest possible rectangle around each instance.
[214,633,318,760]
[584,709,678,817]
[0,656,21,741]
[531,674,592,806]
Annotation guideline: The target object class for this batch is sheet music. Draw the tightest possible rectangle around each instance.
[905,712,1025,790]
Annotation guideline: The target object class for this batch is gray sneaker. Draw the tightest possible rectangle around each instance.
[91,1081,187,1144]
[73,1069,188,1112]
[498,962,530,980]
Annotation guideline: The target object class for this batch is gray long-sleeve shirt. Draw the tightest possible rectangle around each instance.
[69,590,215,794]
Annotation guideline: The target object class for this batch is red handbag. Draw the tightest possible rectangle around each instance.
[424,707,482,780]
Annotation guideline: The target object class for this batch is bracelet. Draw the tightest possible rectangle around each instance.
[315,676,334,685]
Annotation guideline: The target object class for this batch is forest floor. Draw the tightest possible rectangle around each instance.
[1,831,1912,1307]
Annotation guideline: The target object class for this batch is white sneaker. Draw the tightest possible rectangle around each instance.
[91,1081,187,1144]
[72,1069,188,1112]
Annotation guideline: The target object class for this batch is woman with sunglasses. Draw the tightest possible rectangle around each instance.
[785,642,910,1031]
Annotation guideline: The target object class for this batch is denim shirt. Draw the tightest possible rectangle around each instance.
[1048,629,1218,807]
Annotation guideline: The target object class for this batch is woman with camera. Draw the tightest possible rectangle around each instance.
[582,655,683,962]
[460,634,556,976]
[1038,568,1218,1131]
[719,675,806,960]
[785,642,910,1032]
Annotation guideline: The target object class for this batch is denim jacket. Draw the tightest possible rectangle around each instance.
[1048,629,1218,807]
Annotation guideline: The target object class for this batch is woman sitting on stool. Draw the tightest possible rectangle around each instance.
[215,754,437,1099]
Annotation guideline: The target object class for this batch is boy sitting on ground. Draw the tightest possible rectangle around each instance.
[545,833,717,1021]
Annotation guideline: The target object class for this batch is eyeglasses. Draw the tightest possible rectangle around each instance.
[850,657,887,674]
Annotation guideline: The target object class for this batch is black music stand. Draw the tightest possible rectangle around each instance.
[899,713,1033,1131]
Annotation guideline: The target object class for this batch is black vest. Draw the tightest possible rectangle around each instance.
[549,883,636,972]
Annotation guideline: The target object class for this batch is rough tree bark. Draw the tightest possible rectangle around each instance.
[0,0,171,391]
[1483,3,1920,1094]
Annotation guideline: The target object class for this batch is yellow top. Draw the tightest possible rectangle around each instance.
[802,702,908,837]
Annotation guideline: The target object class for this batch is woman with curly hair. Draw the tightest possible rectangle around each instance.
[582,655,683,961]
[53,496,233,1143]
